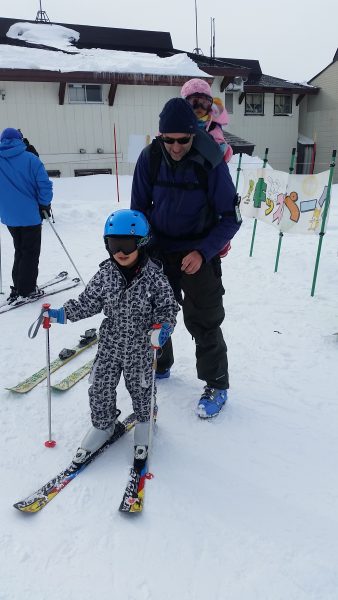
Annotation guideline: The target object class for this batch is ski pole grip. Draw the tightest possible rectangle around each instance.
[42,303,51,329]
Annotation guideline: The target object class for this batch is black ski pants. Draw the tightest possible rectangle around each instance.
[157,251,229,390]
[7,224,42,296]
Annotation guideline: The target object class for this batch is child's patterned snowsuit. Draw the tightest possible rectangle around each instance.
[63,258,179,430]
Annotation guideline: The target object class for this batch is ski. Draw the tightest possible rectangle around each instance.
[51,358,94,392]
[39,271,69,291]
[0,271,69,309]
[119,462,152,513]
[13,413,136,514]
[0,277,81,314]
[6,329,98,394]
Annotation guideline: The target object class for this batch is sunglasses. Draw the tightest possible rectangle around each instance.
[107,236,138,255]
[187,95,213,111]
[161,135,192,145]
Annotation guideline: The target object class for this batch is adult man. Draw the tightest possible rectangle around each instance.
[131,98,241,418]
[0,127,53,302]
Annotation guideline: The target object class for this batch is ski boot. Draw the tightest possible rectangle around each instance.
[197,386,228,419]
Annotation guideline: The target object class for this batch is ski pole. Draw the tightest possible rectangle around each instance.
[147,347,157,461]
[44,215,85,286]
[113,123,120,203]
[42,303,56,448]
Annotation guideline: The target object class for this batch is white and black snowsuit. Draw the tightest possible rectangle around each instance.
[63,258,179,429]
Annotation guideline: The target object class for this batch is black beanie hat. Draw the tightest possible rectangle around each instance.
[159,98,198,134]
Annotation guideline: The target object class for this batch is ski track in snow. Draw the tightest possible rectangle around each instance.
[0,173,338,600]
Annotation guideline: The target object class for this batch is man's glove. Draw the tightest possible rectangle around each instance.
[39,204,52,220]
[44,307,67,324]
[150,323,172,349]
[219,241,231,258]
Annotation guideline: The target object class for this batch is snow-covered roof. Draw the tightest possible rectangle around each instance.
[6,22,80,51]
[0,44,206,77]
[298,133,315,145]
[0,22,206,77]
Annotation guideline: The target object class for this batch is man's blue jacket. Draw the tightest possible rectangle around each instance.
[131,130,241,263]
[0,138,53,226]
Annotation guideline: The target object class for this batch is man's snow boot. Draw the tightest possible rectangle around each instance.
[7,287,18,304]
[197,386,227,419]
[155,368,170,380]
[25,286,44,300]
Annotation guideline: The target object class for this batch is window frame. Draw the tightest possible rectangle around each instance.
[274,93,293,116]
[244,93,264,116]
[68,84,103,104]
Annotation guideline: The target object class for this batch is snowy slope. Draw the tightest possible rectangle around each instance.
[0,169,338,600]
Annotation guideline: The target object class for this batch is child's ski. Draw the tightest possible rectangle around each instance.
[51,358,94,391]
[119,462,152,514]
[13,413,136,514]
[0,277,81,314]
[6,329,98,394]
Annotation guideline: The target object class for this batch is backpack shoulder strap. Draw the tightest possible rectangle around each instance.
[148,138,163,186]
[192,161,208,192]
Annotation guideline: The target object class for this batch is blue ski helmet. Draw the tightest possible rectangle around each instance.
[103,209,150,248]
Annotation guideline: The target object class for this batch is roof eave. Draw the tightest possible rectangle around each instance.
[245,84,319,94]
[0,68,213,85]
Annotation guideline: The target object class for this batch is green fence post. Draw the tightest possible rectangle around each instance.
[310,149,336,297]
[249,148,269,257]
[235,152,242,192]
[274,147,296,273]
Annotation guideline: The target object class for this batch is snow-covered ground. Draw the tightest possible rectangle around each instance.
[1,168,338,600]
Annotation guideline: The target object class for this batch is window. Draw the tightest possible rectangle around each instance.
[47,170,61,178]
[68,84,102,103]
[74,169,112,177]
[245,93,264,115]
[274,94,292,115]
[223,93,233,114]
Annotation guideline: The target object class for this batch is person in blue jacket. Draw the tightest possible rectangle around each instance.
[131,98,242,418]
[0,127,53,302]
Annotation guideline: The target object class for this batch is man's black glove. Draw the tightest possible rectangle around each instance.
[39,204,52,220]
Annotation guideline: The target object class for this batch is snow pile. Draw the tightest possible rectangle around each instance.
[0,172,338,599]
[6,22,80,51]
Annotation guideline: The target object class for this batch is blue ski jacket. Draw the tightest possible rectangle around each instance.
[131,129,241,263]
[0,138,53,226]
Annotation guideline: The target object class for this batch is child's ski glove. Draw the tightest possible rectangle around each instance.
[45,307,67,324]
[150,323,172,349]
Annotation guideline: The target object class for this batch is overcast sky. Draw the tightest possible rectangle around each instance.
[1,0,337,82]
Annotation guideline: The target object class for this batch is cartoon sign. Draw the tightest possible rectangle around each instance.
[241,168,331,234]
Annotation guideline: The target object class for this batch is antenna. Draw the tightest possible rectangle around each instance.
[210,17,215,58]
[35,0,51,23]
[192,0,203,55]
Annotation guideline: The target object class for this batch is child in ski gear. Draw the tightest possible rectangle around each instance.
[0,127,53,302]
[181,78,233,162]
[131,98,242,418]
[46,209,179,459]
[181,79,233,259]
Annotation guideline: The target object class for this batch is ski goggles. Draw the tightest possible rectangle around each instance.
[186,94,213,111]
[161,135,193,145]
[106,236,138,255]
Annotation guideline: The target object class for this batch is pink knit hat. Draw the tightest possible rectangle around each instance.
[181,78,213,100]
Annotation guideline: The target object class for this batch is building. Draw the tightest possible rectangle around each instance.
[0,16,318,177]
[299,50,338,182]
